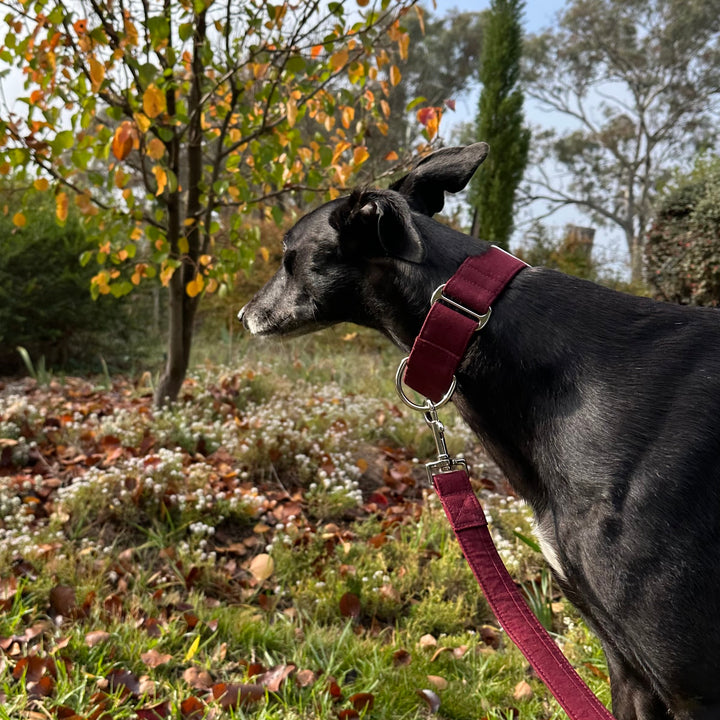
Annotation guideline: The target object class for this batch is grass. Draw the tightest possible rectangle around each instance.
[0,329,611,719]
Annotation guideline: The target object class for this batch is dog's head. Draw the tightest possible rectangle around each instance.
[238,142,489,343]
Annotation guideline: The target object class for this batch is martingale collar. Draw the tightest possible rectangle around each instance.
[403,246,528,403]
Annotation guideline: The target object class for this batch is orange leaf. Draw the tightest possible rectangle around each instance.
[56,192,69,223]
[259,247,270,262]
[352,146,369,167]
[384,150,399,162]
[389,65,401,86]
[185,274,204,298]
[73,19,88,34]
[152,165,167,196]
[143,84,166,119]
[398,33,409,61]
[12,212,26,227]
[112,121,135,160]
[146,138,165,160]
[330,49,349,71]
[311,44,323,58]
[341,106,354,129]
[33,178,49,191]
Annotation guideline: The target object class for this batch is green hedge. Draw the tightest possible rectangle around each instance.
[0,190,158,375]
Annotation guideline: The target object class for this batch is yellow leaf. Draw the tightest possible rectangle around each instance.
[184,635,200,662]
[186,274,204,298]
[152,165,167,196]
[12,212,26,227]
[206,277,218,294]
[143,84,166,119]
[389,65,401,87]
[199,254,213,266]
[56,192,68,223]
[353,146,369,167]
[259,246,269,262]
[249,553,274,582]
[133,112,151,133]
[89,56,105,92]
[178,236,189,254]
[146,138,165,160]
[33,178,49,191]
[130,226,143,241]
[330,48,348,71]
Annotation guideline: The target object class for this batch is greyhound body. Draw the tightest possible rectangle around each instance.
[239,143,720,720]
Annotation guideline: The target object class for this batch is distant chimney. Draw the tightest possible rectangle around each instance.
[564,225,595,260]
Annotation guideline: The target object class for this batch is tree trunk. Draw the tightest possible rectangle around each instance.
[630,234,644,286]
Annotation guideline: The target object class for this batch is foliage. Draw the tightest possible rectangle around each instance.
[468,0,529,249]
[516,222,597,280]
[0,184,154,375]
[522,0,720,282]
[0,0,423,403]
[361,5,485,175]
[0,346,610,718]
[645,154,720,306]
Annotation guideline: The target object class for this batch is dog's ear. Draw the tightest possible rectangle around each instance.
[330,189,425,263]
[390,142,489,216]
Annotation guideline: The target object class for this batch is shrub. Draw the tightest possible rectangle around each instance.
[645,154,720,306]
[0,187,157,374]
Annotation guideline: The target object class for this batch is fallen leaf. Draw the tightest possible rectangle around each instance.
[417,688,441,713]
[349,692,374,712]
[427,675,448,690]
[339,592,361,619]
[418,633,437,649]
[85,630,111,647]
[183,666,213,691]
[180,696,206,719]
[136,700,170,719]
[212,682,265,708]
[257,664,296,692]
[295,669,317,688]
[249,553,274,582]
[393,649,412,667]
[141,648,173,668]
[513,679,534,701]
[49,585,76,617]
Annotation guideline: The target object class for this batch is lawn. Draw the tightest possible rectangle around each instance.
[0,330,611,719]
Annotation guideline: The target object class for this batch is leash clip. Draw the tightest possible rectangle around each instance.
[431,284,492,331]
[395,357,468,482]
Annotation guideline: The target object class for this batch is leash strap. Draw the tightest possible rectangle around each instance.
[399,247,615,719]
[432,468,614,720]
[403,247,527,403]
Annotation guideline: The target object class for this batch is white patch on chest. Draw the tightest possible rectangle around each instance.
[533,516,567,580]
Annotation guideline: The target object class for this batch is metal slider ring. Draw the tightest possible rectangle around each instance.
[394,357,456,412]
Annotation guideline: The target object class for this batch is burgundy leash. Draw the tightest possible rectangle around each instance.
[397,247,614,720]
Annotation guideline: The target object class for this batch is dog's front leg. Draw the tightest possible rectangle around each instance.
[604,646,671,720]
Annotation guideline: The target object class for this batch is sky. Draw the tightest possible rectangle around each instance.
[430,0,630,270]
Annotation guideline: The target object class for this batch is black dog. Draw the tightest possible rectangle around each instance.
[239,143,720,720]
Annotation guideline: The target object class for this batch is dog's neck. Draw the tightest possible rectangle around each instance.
[374,214,492,350]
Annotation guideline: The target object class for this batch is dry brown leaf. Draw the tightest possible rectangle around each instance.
[427,675,448,690]
[183,666,214,691]
[418,633,437,649]
[513,679,534,701]
[141,648,173,668]
[85,630,111,648]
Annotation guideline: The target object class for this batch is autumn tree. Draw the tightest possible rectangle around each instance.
[0,0,419,404]
[522,0,720,282]
[468,0,529,249]
[360,5,484,175]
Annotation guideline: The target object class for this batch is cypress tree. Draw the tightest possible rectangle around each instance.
[470,0,530,249]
